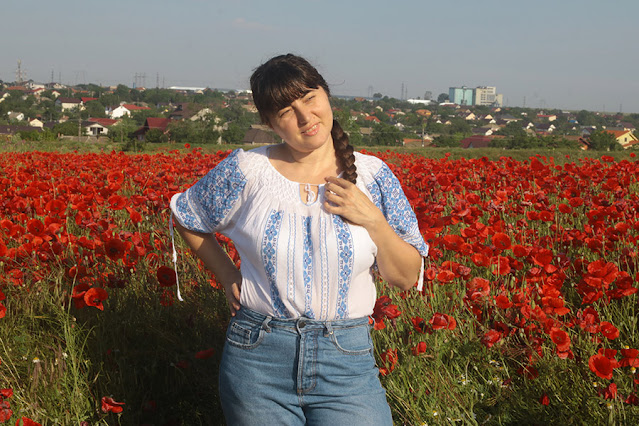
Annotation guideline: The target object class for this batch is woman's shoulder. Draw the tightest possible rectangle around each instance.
[354,151,387,182]
[218,145,271,175]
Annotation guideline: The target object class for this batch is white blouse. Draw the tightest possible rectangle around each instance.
[170,146,428,320]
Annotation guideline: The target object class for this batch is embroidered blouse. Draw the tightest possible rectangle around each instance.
[170,146,428,320]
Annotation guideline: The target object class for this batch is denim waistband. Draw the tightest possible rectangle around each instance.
[237,306,370,333]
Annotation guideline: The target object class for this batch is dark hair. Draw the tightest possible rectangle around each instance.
[250,54,357,184]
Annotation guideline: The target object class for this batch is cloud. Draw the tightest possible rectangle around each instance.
[232,18,276,32]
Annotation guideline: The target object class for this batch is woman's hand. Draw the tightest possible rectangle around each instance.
[323,176,385,230]
[221,272,243,316]
[173,217,244,316]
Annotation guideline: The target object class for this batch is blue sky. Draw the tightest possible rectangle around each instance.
[2,0,638,112]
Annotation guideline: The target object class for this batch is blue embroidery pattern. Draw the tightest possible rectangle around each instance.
[319,217,329,320]
[262,210,288,317]
[367,163,429,257]
[175,150,246,233]
[286,213,296,307]
[333,215,353,319]
[302,216,315,318]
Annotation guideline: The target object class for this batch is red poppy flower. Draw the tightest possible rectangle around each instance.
[45,199,66,215]
[0,304,6,319]
[157,266,177,287]
[600,321,620,340]
[411,316,430,334]
[619,349,639,367]
[589,353,618,380]
[372,296,402,322]
[411,341,427,355]
[429,313,457,330]
[549,327,570,352]
[481,330,502,348]
[107,195,128,210]
[104,237,127,260]
[539,393,550,406]
[379,348,398,376]
[126,206,142,224]
[492,232,512,250]
[599,382,617,400]
[195,348,215,359]
[84,287,108,311]
[0,389,12,399]
[626,393,639,405]
[26,218,45,235]
[0,400,12,422]
[15,417,42,426]
[106,171,125,185]
[101,396,125,414]
[495,294,513,309]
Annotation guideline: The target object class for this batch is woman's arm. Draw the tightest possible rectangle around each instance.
[173,217,243,315]
[323,177,422,290]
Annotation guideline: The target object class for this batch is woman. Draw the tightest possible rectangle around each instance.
[170,54,428,425]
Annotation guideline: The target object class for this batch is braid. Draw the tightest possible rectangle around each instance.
[331,120,357,184]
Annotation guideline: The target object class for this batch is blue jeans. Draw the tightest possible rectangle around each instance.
[219,307,393,425]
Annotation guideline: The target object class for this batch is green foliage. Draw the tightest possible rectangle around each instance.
[53,120,83,136]
[222,121,248,144]
[144,128,168,143]
[589,130,619,151]
[437,93,449,103]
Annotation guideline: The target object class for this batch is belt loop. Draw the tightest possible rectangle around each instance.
[324,322,334,337]
[261,316,272,333]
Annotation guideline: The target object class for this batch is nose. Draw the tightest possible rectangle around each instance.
[294,104,311,125]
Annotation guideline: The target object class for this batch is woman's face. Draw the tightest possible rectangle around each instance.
[268,87,333,154]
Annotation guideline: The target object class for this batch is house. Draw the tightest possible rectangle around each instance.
[0,125,43,140]
[133,117,172,141]
[28,118,44,128]
[110,104,152,118]
[459,135,492,148]
[537,114,557,122]
[460,111,477,121]
[535,123,556,133]
[415,109,432,118]
[242,128,276,145]
[498,114,519,123]
[604,130,639,149]
[471,126,495,136]
[7,112,25,121]
[81,97,98,104]
[617,122,636,133]
[364,116,381,124]
[55,97,82,111]
[83,118,118,136]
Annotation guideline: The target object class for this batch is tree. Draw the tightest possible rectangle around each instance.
[222,122,247,144]
[373,93,383,99]
[371,123,403,146]
[437,93,449,103]
[144,128,167,143]
[588,131,618,151]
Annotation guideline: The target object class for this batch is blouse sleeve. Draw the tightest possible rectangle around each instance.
[170,149,247,234]
[366,161,429,258]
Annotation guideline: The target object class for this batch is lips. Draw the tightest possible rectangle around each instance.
[302,123,320,136]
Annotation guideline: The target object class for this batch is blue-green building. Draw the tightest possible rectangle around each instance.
[449,86,475,106]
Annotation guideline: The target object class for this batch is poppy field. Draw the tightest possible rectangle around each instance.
[0,146,638,425]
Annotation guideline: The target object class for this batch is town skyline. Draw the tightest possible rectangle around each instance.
[2,0,638,114]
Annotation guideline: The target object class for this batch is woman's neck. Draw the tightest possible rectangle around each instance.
[270,142,340,184]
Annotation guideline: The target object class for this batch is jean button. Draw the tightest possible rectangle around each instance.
[298,319,306,328]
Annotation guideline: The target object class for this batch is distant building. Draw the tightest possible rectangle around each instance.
[449,87,475,106]
[449,86,503,107]
[474,86,503,107]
